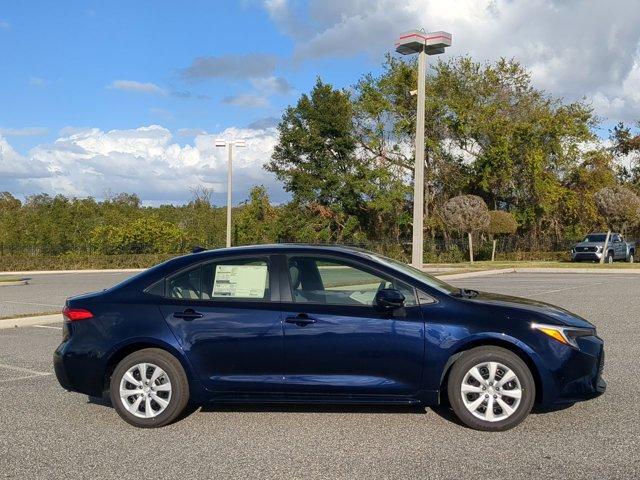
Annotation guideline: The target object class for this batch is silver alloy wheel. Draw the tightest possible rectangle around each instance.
[460,361,522,422]
[119,362,172,419]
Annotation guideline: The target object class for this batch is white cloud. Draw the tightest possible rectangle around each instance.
[180,54,279,81]
[0,125,285,204]
[250,76,293,95]
[0,127,49,137]
[0,20,10,30]
[107,80,167,96]
[222,93,269,108]
[265,0,640,122]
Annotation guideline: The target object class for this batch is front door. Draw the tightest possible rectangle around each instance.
[159,255,283,393]
[280,255,425,397]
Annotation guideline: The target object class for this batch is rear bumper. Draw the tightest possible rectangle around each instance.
[53,340,105,397]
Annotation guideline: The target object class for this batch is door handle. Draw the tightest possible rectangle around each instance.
[285,313,316,326]
[173,308,203,320]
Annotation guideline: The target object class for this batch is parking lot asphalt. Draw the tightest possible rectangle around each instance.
[0,272,133,318]
[1,272,639,479]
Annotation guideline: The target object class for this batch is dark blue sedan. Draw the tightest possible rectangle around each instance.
[54,244,605,430]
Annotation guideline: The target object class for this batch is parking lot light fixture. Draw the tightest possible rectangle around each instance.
[395,29,452,268]
[214,139,246,247]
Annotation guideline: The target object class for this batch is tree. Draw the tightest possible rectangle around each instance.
[594,186,640,263]
[234,186,278,245]
[487,210,518,261]
[442,195,490,262]
[267,77,408,244]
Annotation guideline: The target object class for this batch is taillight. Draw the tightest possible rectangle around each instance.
[62,307,94,322]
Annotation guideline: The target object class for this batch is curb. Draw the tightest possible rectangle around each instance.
[434,268,515,280]
[0,313,63,330]
[513,267,640,274]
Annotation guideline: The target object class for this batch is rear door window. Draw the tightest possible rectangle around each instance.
[201,258,271,301]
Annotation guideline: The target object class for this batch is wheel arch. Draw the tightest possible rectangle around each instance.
[102,339,198,397]
[439,337,544,405]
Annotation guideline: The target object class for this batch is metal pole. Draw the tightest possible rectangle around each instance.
[411,46,426,268]
[226,143,233,248]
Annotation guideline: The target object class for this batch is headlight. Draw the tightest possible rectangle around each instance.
[531,323,595,348]
[597,245,603,252]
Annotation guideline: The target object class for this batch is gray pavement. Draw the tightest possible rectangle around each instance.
[1,272,639,479]
[0,271,133,318]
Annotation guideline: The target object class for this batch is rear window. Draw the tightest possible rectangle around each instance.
[583,234,607,242]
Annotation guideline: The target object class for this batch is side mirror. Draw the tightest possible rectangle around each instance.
[374,288,405,312]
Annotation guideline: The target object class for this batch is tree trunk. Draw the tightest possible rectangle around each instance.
[600,230,611,264]
[491,239,497,262]
[468,232,474,263]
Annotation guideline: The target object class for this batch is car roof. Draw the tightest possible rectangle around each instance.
[189,243,376,258]
[109,244,388,293]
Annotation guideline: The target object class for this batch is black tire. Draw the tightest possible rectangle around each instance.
[628,252,635,263]
[605,251,614,264]
[109,348,189,428]
[447,346,535,431]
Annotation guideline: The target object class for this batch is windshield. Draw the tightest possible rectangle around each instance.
[366,253,457,294]
[583,234,607,242]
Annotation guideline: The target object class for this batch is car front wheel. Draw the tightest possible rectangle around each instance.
[447,346,535,431]
[110,348,189,428]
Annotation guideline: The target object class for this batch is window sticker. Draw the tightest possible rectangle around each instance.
[212,265,268,298]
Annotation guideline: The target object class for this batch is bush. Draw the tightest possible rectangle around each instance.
[91,218,187,254]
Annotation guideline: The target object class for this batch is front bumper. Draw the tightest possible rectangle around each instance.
[571,251,602,261]
[550,338,606,404]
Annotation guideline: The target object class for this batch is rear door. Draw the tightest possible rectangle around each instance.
[279,254,425,397]
[158,255,283,393]
[613,234,625,259]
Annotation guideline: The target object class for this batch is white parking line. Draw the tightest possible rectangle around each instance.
[33,325,63,330]
[0,362,51,376]
[0,373,53,384]
[1,300,61,307]
[529,283,604,296]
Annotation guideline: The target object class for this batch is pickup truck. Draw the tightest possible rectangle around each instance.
[571,232,635,263]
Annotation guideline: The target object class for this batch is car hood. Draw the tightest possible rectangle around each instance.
[466,291,595,329]
[574,241,602,248]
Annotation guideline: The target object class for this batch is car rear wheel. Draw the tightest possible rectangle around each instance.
[110,348,189,428]
[628,252,634,263]
[447,346,535,431]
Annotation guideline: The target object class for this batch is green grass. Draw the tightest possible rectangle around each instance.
[0,275,23,283]
[425,260,638,270]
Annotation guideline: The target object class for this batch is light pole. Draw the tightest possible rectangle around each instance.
[214,139,246,247]
[395,30,452,268]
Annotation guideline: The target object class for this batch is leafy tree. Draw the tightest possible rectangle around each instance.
[442,195,490,262]
[268,77,407,243]
[611,121,640,188]
[235,186,278,245]
[488,210,518,261]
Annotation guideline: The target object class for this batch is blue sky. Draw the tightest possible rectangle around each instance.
[0,0,371,153]
[1,1,639,204]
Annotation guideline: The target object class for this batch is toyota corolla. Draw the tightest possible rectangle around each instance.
[54,244,605,431]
